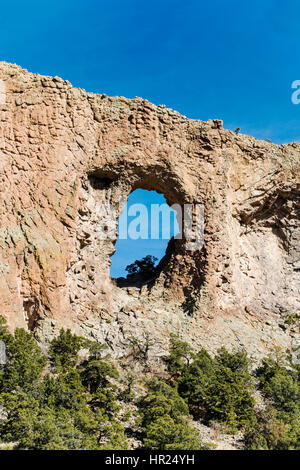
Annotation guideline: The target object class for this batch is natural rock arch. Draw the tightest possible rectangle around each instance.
[0,62,299,359]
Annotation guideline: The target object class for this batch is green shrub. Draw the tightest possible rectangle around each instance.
[166,338,255,432]
[244,405,289,450]
[138,378,202,450]
[49,328,83,371]
[254,351,300,449]
[0,319,128,450]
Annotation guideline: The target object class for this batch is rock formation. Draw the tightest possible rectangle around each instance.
[0,62,299,359]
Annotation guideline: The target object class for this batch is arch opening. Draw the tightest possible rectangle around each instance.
[110,189,180,286]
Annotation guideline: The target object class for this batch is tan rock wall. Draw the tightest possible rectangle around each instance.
[0,62,299,356]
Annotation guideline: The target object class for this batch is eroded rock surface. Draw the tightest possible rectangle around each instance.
[0,62,299,359]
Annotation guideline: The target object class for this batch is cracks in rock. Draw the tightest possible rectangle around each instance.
[240,192,299,243]
[234,189,300,318]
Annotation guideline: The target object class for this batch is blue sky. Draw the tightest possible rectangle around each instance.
[1,0,299,275]
[110,190,179,278]
[1,0,300,142]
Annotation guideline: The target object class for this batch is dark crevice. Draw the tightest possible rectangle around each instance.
[88,174,115,190]
[23,298,40,332]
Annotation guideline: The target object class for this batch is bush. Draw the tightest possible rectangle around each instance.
[1,316,299,450]
[244,405,289,450]
[0,319,128,450]
[166,337,255,432]
[49,328,83,371]
[0,327,46,393]
[143,415,202,450]
[138,378,202,450]
[125,255,158,281]
[254,351,300,449]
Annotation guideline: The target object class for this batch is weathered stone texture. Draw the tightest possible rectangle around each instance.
[0,62,299,358]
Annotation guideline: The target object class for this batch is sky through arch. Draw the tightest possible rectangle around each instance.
[110,189,180,278]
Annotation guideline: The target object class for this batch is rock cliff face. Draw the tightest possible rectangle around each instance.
[0,62,299,358]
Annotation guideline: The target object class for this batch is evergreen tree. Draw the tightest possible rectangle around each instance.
[49,328,83,371]
[0,318,129,450]
[143,415,202,450]
[165,334,193,379]
[254,350,300,449]
[244,405,289,450]
[0,327,46,393]
[138,378,202,450]
[166,339,256,431]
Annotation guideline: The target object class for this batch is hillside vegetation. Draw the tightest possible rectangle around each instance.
[0,318,299,450]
